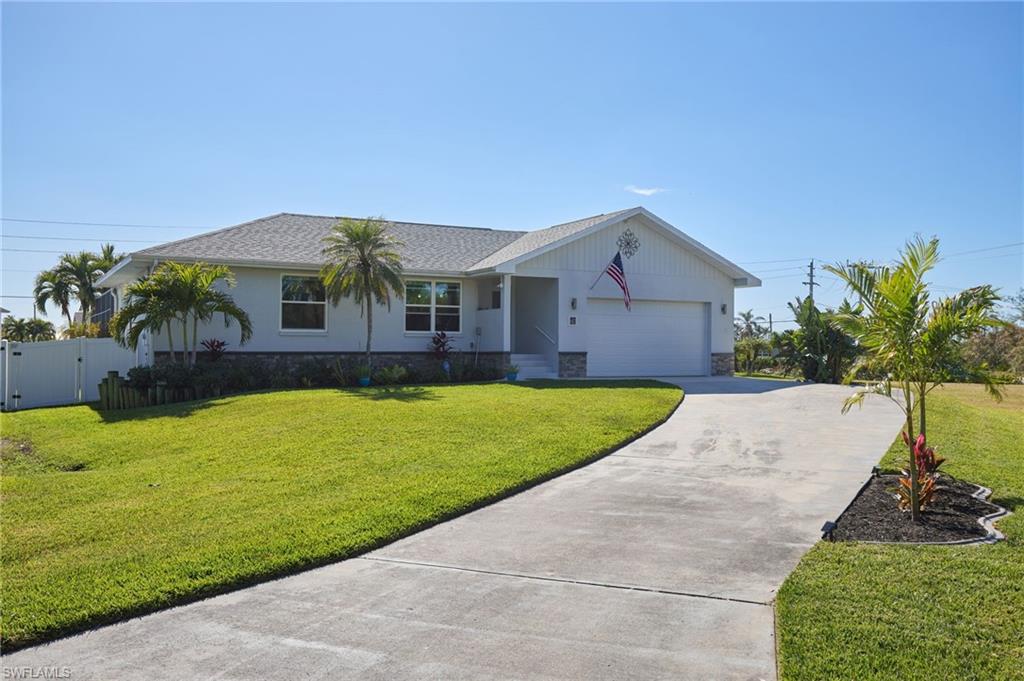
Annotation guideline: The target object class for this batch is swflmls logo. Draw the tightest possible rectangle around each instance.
[2,667,72,680]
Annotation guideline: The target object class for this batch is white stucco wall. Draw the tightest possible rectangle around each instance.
[145,267,484,356]
[513,215,736,355]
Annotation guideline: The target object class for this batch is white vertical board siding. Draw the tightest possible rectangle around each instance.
[1,338,137,410]
[586,299,708,376]
[514,215,736,356]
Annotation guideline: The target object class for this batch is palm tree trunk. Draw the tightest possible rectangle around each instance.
[365,296,373,370]
[918,381,927,443]
[180,316,189,366]
[905,381,921,522]
[191,315,199,367]
[166,320,175,364]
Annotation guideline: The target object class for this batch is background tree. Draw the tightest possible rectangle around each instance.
[1,317,56,342]
[33,270,74,326]
[773,297,859,383]
[320,217,405,370]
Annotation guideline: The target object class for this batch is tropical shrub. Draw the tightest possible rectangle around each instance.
[374,364,408,385]
[63,322,101,339]
[429,331,453,361]
[201,338,228,361]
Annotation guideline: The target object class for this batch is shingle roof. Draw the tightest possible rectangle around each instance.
[135,213,529,273]
[467,208,635,271]
[134,209,639,274]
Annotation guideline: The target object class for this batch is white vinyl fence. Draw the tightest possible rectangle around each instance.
[1,338,141,411]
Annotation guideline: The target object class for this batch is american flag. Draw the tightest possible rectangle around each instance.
[605,251,631,310]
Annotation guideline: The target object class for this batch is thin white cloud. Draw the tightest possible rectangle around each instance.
[624,185,667,197]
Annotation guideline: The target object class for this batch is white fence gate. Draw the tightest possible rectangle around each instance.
[1,338,141,411]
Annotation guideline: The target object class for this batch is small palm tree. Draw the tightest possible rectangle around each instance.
[827,237,1003,520]
[113,262,252,366]
[163,262,253,366]
[321,217,405,370]
[110,274,180,362]
[33,269,74,326]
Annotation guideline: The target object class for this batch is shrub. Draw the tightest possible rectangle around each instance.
[429,331,453,361]
[201,338,228,361]
[374,364,408,386]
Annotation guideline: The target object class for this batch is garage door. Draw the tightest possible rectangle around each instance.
[587,299,708,376]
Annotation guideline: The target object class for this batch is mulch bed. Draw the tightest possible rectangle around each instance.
[833,474,999,543]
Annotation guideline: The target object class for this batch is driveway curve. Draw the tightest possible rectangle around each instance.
[2,378,904,681]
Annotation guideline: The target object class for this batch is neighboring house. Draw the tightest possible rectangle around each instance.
[97,207,760,378]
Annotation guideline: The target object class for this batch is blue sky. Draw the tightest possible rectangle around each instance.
[3,2,1021,328]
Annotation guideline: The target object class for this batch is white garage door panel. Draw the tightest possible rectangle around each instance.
[587,299,707,376]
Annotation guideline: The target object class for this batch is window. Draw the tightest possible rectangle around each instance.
[405,280,461,333]
[281,275,326,331]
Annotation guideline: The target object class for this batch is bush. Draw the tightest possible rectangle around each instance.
[374,364,408,385]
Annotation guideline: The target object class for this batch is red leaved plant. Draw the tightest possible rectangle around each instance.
[895,432,945,512]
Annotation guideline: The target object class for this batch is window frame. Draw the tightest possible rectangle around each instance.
[404,279,463,335]
[279,273,328,334]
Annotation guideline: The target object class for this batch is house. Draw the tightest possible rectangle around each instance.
[97,207,760,378]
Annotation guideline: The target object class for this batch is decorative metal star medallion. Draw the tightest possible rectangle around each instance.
[617,229,640,259]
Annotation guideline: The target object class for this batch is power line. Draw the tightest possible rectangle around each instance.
[945,241,1023,258]
[737,257,811,265]
[1,234,157,243]
[1,248,72,254]
[1,217,210,229]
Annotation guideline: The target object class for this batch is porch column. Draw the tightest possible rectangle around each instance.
[501,274,512,352]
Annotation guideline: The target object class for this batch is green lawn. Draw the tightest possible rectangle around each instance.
[777,384,1024,680]
[0,380,681,649]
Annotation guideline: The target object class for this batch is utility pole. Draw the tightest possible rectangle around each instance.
[768,313,773,334]
[802,259,819,304]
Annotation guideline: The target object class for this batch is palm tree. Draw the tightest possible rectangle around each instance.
[320,217,405,370]
[1,316,55,342]
[2,316,31,341]
[734,310,766,340]
[95,243,124,272]
[826,237,1003,520]
[110,274,180,362]
[33,269,74,326]
[55,252,104,324]
[111,262,253,366]
[163,262,253,366]
[26,318,56,341]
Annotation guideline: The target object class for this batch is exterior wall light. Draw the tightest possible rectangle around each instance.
[721,303,728,315]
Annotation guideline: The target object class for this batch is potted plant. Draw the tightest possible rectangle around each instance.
[355,364,372,387]
[505,364,519,382]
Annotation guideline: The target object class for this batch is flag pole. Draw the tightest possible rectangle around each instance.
[589,252,618,290]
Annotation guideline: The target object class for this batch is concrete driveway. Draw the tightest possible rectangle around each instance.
[3,378,903,680]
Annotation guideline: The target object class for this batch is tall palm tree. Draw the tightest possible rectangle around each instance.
[826,237,1003,520]
[320,217,405,370]
[33,269,74,326]
[55,252,104,324]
